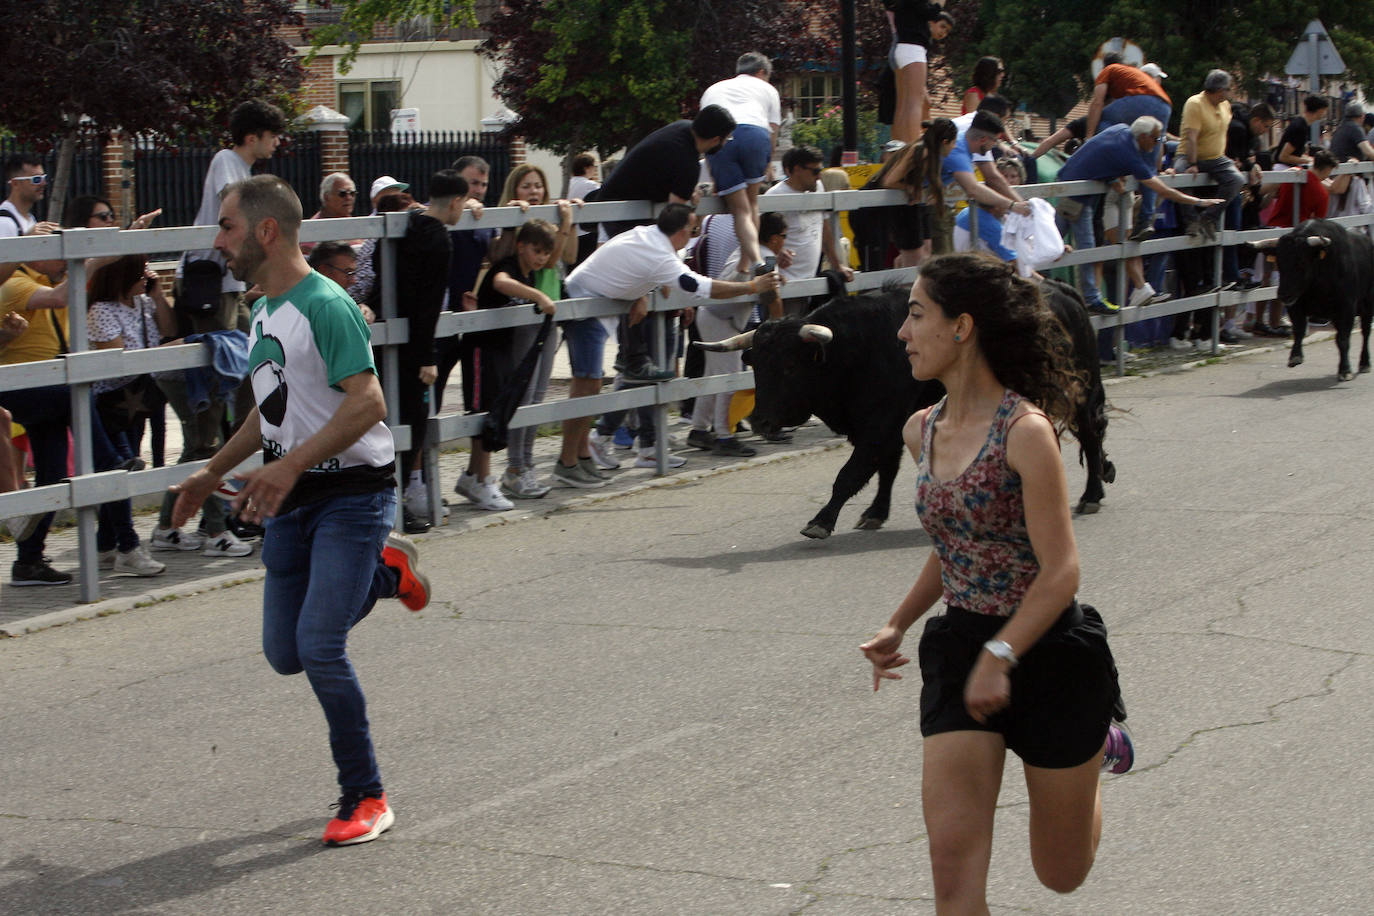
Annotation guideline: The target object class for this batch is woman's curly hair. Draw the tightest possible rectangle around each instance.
[919,253,1086,436]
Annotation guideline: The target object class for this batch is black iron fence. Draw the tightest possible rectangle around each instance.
[347,130,512,209]
[0,134,105,224]
[134,133,324,229]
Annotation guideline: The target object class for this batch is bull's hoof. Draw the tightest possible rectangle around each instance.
[1102,460,1117,485]
[1076,499,1101,515]
[800,523,833,540]
[1288,355,1304,367]
[1340,370,1356,381]
[853,515,886,531]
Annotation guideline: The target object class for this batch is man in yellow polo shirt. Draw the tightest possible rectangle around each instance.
[1175,69,1245,241]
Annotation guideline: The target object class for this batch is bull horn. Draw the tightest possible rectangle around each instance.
[1251,238,1279,250]
[694,329,756,352]
[1306,236,1332,248]
[798,324,833,344]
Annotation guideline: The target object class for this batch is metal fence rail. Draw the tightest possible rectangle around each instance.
[3,163,1373,601]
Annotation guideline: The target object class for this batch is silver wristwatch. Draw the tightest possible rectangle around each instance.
[982,639,1019,667]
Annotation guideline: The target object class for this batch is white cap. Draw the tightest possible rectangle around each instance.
[369,175,409,200]
[882,139,908,154]
[1140,62,1168,81]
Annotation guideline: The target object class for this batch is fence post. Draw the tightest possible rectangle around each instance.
[1114,186,1130,375]
[379,213,404,530]
[301,105,352,202]
[63,255,101,603]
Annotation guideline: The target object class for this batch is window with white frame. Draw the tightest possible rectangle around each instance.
[338,80,402,131]
[786,73,843,121]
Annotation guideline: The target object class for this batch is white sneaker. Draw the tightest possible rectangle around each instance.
[1168,337,1193,351]
[114,543,166,577]
[98,549,116,570]
[473,475,514,511]
[403,483,430,517]
[203,530,253,557]
[150,526,206,551]
[453,471,484,504]
[1225,323,1253,339]
[502,468,551,499]
[587,430,621,469]
[1127,284,1157,309]
[634,448,687,469]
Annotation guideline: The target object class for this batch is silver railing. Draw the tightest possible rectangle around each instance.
[3,163,1371,601]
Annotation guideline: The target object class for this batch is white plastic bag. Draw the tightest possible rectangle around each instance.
[1001,198,1064,277]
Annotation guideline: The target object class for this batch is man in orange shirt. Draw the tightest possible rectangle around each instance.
[1086,61,1173,239]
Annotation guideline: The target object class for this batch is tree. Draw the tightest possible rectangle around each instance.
[303,0,481,74]
[481,1,837,159]
[952,1,1374,129]
[0,0,304,221]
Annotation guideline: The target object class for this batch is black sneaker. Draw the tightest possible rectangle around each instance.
[712,437,758,457]
[11,558,73,586]
[402,508,432,534]
[686,428,716,451]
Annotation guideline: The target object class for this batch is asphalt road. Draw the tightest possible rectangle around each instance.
[2,344,1371,915]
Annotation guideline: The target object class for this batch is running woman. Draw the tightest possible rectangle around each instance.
[860,254,1132,911]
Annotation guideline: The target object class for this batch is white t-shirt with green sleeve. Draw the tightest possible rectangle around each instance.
[248,272,395,506]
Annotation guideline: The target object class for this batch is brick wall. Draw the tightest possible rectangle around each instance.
[301,55,337,111]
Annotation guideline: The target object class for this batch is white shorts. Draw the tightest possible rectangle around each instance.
[891,43,928,69]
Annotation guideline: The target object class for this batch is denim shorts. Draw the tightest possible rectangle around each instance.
[707,124,772,196]
[562,316,611,379]
[917,602,1122,768]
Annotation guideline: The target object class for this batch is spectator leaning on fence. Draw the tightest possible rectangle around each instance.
[0,254,148,585]
[1175,70,1246,242]
[490,165,579,500]
[1277,96,1329,167]
[763,144,854,301]
[936,111,1029,255]
[590,105,735,384]
[302,172,360,253]
[567,152,601,265]
[1057,117,1223,313]
[556,203,781,490]
[434,155,496,414]
[175,100,286,419]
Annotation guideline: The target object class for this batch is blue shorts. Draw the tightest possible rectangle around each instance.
[562,317,610,379]
[707,124,772,196]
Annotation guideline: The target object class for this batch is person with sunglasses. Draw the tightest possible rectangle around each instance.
[302,173,360,254]
[762,144,853,310]
[0,154,60,241]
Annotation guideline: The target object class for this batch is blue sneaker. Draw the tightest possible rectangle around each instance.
[1102,721,1134,774]
[612,426,634,449]
[1087,298,1121,316]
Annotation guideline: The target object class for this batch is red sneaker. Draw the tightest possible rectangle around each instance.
[322,791,394,846]
[381,533,430,611]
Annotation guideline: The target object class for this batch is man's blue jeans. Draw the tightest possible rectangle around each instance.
[261,488,398,795]
[1057,195,1105,308]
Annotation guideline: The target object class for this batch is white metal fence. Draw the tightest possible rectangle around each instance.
[3,162,1373,601]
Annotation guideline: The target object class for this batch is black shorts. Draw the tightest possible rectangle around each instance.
[917,602,1122,769]
[888,202,932,250]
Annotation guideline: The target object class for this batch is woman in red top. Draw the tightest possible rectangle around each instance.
[861,255,1131,912]
[961,57,1004,114]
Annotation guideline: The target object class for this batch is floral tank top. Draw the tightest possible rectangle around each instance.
[916,389,1041,617]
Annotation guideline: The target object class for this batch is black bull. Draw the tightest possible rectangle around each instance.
[696,281,1114,539]
[1253,219,1374,381]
